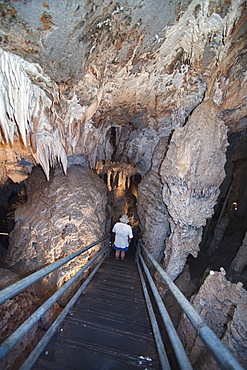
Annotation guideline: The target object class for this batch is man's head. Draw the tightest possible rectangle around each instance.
[119,214,129,223]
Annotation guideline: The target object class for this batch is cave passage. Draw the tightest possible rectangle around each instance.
[0,1,246,368]
[98,163,142,228]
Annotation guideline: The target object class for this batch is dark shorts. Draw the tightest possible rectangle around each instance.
[114,245,129,252]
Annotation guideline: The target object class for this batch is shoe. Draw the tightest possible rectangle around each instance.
[121,259,125,262]
[115,258,119,261]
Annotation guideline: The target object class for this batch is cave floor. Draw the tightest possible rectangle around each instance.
[32,249,161,369]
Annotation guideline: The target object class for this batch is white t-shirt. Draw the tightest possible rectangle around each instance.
[112,222,133,249]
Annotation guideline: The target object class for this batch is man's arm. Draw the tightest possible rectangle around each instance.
[128,227,133,242]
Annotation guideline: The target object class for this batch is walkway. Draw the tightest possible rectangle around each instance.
[32,249,161,369]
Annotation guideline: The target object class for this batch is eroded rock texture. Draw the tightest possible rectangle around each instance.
[0,0,245,184]
[137,137,170,260]
[0,1,246,367]
[177,268,247,369]
[5,165,108,290]
[0,0,245,282]
[160,101,228,280]
[0,0,246,307]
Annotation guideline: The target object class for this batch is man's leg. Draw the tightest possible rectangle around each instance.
[115,249,120,260]
[120,250,125,261]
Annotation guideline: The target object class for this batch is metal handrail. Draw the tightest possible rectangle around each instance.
[136,242,244,370]
[20,253,107,370]
[138,253,193,370]
[0,235,109,306]
[137,261,171,370]
[0,234,110,363]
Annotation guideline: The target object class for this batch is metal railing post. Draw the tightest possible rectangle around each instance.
[0,246,108,361]
[19,254,107,370]
[137,261,171,370]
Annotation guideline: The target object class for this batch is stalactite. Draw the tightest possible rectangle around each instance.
[126,175,131,189]
[112,170,117,187]
[0,48,69,181]
[33,130,67,181]
[118,170,126,191]
[107,171,112,191]
[0,49,54,147]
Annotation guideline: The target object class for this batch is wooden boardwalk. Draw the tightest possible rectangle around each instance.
[33,249,161,369]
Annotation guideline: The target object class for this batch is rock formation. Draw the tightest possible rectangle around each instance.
[160,101,228,280]
[0,1,246,368]
[177,268,247,369]
[228,231,247,285]
[5,164,108,289]
[137,136,170,260]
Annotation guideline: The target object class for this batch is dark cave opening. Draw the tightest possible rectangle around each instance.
[0,180,27,265]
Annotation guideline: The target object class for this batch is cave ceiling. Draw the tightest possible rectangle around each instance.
[0,0,246,184]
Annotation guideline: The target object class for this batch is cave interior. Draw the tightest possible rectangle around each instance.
[0,0,247,369]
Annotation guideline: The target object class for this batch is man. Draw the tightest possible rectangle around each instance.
[112,214,133,261]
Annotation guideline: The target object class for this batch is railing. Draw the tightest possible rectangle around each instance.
[1,235,244,370]
[135,241,244,370]
[0,234,110,369]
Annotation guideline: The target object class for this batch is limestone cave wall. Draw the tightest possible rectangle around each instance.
[0,0,247,368]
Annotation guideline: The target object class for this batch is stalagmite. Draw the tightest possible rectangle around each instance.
[5,165,107,284]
